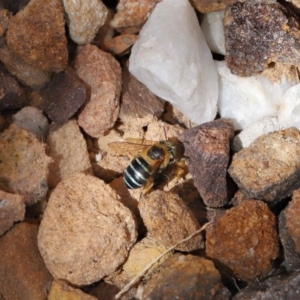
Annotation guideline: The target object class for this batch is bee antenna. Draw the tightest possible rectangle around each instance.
[162,124,168,141]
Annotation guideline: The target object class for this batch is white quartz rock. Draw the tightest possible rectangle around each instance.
[129,0,218,125]
[216,61,297,130]
[278,83,300,130]
[201,11,225,55]
[232,117,284,152]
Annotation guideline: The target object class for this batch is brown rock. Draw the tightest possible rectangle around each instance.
[206,200,279,281]
[0,221,53,300]
[279,189,300,270]
[111,0,161,32]
[103,34,137,56]
[0,62,27,110]
[229,128,300,202]
[142,253,231,300]
[37,173,137,286]
[0,9,11,36]
[48,280,97,300]
[0,124,52,206]
[139,190,203,252]
[47,120,93,188]
[0,190,25,236]
[6,0,68,72]
[0,45,51,89]
[74,45,121,137]
[40,67,87,123]
[179,119,235,208]
[190,0,245,13]
[224,2,300,77]
[119,62,164,122]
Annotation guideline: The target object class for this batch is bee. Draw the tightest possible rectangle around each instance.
[109,138,183,194]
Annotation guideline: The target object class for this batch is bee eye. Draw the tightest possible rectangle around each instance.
[147,145,165,160]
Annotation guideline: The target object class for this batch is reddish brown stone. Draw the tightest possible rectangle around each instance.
[179,119,234,208]
[142,253,231,300]
[224,2,300,77]
[190,0,246,13]
[206,200,279,282]
[6,0,68,72]
[0,221,53,300]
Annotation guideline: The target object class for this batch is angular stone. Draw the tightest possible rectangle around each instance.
[119,61,164,122]
[0,222,53,300]
[139,190,203,252]
[0,190,25,236]
[103,34,137,56]
[224,2,300,77]
[0,124,52,206]
[229,128,300,202]
[0,45,51,89]
[206,200,279,281]
[74,45,121,137]
[190,0,246,13]
[40,67,87,123]
[142,253,231,300]
[47,120,93,188]
[179,119,234,207]
[38,173,137,286]
[6,0,68,72]
[63,0,108,45]
[129,0,218,125]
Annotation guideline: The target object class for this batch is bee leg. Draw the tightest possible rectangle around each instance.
[141,178,154,196]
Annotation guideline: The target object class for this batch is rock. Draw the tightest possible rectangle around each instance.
[224,2,300,77]
[206,200,279,281]
[13,106,49,140]
[63,0,108,45]
[47,120,93,188]
[120,61,164,122]
[0,221,53,300]
[111,0,160,32]
[39,67,87,123]
[216,60,297,130]
[0,62,27,110]
[279,189,300,270]
[0,124,51,206]
[85,281,120,300]
[233,270,300,300]
[129,0,218,125]
[179,119,234,207]
[0,9,11,36]
[232,117,284,152]
[201,11,225,55]
[190,0,246,13]
[103,34,138,56]
[1,0,31,14]
[48,280,97,300]
[139,190,203,252]
[0,45,51,89]
[74,45,121,137]
[38,172,137,286]
[229,128,300,202]
[6,0,68,72]
[0,190,25,236]
[142,253,231,300]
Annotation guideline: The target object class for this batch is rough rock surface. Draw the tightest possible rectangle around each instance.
[224,2,300,77]
[13,106,49,140]
[139,190,203,252]
[63,0,108,45]
[142,253,231,300]
[279,189,300,270]
[179,119,234,207]
[0,124,51,206]
[6,0,68,72]
[103,34,138,56]
[48,280,97,300]
[38,173,137,286]
[0,222,53,300]
[229,128,300,202]
[0,190,25,236]
[190,0,246,13]
[74,45,121,137]
[0,45,51,89]
[47,120,93,188]
[206,200,279,281]
[233,270,300,300]
[111,0,161,32]
[40,67,87,123]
